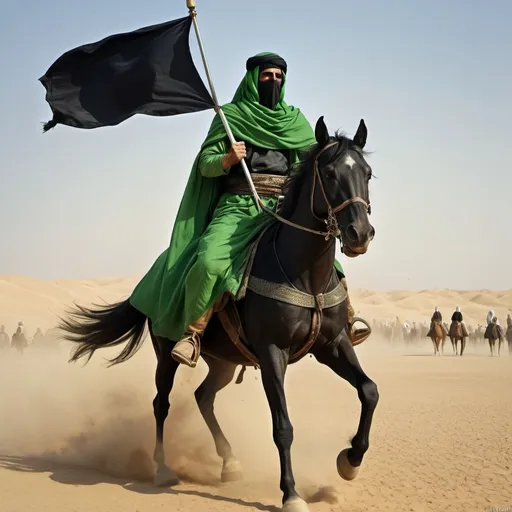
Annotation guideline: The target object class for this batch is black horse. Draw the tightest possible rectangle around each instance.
[59,116,378,512]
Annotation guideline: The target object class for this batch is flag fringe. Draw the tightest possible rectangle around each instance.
[42,118,58,133]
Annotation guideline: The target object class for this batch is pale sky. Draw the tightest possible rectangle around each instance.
[1,0,511,290]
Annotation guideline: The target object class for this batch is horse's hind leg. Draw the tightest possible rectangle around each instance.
[151,329,181,487]
[194,356,242,483]
[313,332,379,481]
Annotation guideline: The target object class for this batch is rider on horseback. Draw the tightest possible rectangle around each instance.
[449,305,469,338]
[427,306,448,338]
[129,52,369,368]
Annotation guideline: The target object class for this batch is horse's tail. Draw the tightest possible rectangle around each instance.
[58,299,147,366]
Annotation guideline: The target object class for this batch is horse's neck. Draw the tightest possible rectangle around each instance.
[275,173,336,295]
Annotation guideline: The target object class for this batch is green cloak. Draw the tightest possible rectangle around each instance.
[164,53,316,270]
[129,53,341,339]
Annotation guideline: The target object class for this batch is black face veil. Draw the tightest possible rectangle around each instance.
[246,53,288,110]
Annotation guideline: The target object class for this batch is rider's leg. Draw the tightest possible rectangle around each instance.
[334,259,371,346]
[171,194,275,368]
[340,277,356,327]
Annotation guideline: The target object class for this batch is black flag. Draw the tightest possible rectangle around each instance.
[39,16,214,132]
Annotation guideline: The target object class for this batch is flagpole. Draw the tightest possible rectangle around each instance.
[186,0,263,211]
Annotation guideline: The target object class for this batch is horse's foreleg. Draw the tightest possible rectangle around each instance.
[313,331,379,480]
[194,356,242,483]
[258,344,307,512]
[431,337,437,355]
[151,333,180,487]
[460,337,466,356]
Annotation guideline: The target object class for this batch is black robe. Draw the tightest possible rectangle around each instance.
[451,311,463,322]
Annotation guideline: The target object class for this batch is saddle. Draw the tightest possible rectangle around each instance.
[213,229,370,372]
[449,320,469,338]
[449,321,462,338]
[428,320,446,339]
[484,323,504,340]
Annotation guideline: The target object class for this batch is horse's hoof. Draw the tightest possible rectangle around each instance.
[154,465,180,487]
[282,497,309,512]
[336,449,360,481]
[221,458,243,483]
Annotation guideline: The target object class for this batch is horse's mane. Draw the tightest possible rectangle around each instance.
[279,132,366,219]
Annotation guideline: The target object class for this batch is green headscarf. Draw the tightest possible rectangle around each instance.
[204,52,316,149]
[166,52,316,268]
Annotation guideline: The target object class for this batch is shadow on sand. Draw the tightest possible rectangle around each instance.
[0,454,280,512]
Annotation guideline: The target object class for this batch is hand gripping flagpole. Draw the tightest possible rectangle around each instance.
[186,0,263,212]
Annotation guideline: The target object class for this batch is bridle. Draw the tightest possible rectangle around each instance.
[263,141,371,240]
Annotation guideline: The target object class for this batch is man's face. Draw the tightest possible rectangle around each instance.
[258,67,283,83]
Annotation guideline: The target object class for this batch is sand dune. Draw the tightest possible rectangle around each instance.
[1,275,510,336]
[0,275,511,512]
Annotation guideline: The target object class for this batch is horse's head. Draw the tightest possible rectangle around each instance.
[309,116,375,257]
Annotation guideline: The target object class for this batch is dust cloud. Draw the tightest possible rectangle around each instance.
[0,335,370,505]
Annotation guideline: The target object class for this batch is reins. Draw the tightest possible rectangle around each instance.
[259,141,371,240]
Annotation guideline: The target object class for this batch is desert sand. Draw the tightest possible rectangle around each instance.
[0,275,511,512]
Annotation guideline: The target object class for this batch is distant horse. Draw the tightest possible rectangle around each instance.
[485,320,504,356]
[448,321,467,356]
[408,323,420,343]
[381,322,393,341]
[11,329,28,354]
[473,325,485,344]
[506,324,512,354]
[429,322,445,356]
[59,117,378,512]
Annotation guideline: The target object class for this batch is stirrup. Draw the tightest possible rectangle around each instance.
[171,332,201,368]
[348,317,372,347]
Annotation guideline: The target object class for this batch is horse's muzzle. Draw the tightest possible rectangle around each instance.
[341,223,375,258]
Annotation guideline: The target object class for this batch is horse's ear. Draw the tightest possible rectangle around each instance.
[315,116,330,148]
[353,119,367,149]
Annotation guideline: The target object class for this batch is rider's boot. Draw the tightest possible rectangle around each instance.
[341,277,371,346]
[171,308,214,368]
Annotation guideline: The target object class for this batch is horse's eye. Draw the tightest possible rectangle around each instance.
[324,170,335,180]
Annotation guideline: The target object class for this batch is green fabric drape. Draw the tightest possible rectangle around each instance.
[129,53,318,339]
[162,53,317,271]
